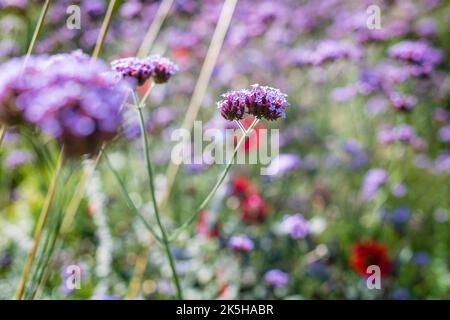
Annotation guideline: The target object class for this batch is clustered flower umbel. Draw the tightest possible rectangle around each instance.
[0,50,127,158]
[111,55,178,85]
[218,84,289,121]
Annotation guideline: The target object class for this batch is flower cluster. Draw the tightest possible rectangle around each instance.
[0,50,127,158]
[111,55,178,86]
[360,168,388,201]
[217,84,288,121]
[388,41,442,76]
[230,176,268,224]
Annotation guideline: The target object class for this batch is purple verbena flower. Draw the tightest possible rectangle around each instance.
[361,168,388,201]
[264,269,288,288]
[438,125,450,142]
[111,55,178,86]
[15,50,127,158]
[217,89,248,121]
[279,214,310,239]
[111,56,154,86]
[389,92,417,112]
[265,153,301,176]
[4,149,33,169]
[227,234,254,253]
[246,84,289,121]
[145,55,179,84]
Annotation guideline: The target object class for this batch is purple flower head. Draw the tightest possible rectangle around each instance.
[246,84,289,121]
[413,252,430,266]
[111,55,178,86]
[4,149,33,169]
[111,56,153,86]
[279,214,310,239]
[264,269,288,288]
[388,41,442,76]
[391,206,411,224]
[265,153,301,176]
[227,234,254,253]
[145,55,179,84]
[341,139,368,169]
[361,169,388,201]
[389,92,417,112]
[391,183,407,198]
[394,124,416,144]
[0,56,48,125]
[433,108,449,124]
[309,40,361,66]
[16,50,127,158]
[217,89,248,121]
[438,125,450,143]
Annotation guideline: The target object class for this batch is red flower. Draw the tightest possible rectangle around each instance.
[231,176,254,198]
[240,192,268,224]
[350,241,392,277]
[196,210,220,239]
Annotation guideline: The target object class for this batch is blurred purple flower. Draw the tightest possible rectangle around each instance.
[438,125,450,142]
[361,169,388,201]
[265,153,301,176]
[4,149,33,169]
[279,214,310,239]
[389,92,417,112]
[413,252,430,267]
[391,183,407,198]
[264,269,288,288]
[341,139,368,169]
[227,235,254,253]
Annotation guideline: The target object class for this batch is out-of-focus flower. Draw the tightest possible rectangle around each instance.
[264,269,288,288]
[240,192,268,224]
[413,252,430,267]
[388,40,442,76]
[196,210,220,239]
[341,139,368,170]
[231,176,254,198]
[298,40,361,66]
[279,214,310,239]
[15,50,127,158]
[350,240,392,277]
[4,149,33,169]
[389,92,417,112]
[391,288,410,300]
[360,169,388,201]
[391,183,407,198]
[438,125,450,142]
[264,153,301,176]
[433,108,449,124]
[227,234,254,252]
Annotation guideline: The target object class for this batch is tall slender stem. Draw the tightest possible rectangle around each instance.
[0,125,6,147]
[160,0,238,208]
[22,0,51,68]
[91,0,117,60]
[169,118,259,241]
[137,0,174,58]
[15,147,64,300]
[136,104,183,300]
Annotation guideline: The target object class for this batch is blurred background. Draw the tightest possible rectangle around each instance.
[0,0,449,299]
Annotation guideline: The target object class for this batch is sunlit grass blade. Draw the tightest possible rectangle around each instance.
[15,147,64,300]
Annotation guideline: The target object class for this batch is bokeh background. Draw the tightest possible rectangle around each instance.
[0,0,449,299]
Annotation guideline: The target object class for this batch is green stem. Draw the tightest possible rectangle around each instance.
[136,104,183,300]
[104,153,163,244]
[169,118,259,242]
